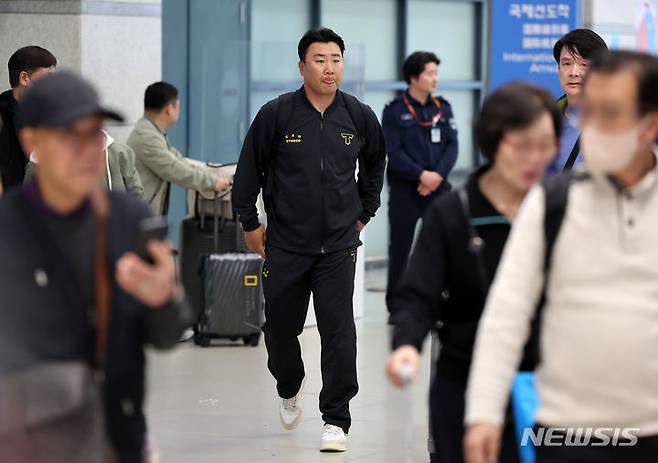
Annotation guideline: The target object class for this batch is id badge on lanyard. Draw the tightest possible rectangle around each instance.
[431,126,441,144]
[402,94,443,144]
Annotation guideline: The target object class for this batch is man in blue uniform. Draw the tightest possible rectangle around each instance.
[383,51,458,314]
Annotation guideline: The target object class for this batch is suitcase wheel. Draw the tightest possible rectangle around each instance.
[194,332,211,348]
[244,333,261,347]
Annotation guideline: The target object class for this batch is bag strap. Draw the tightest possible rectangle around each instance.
[90,189,112,366]
[16,186,112,367]
[541,172,573,272]
[342,91,369,172]
[562,137,580,172]
[264,92,296,198]
[457,187,489,299]
[341,91,368,143]
[520,172,574,370]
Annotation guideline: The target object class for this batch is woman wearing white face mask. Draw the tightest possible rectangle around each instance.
[464,50,658,463]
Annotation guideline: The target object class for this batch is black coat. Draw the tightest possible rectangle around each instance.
[0,186,192,462]
[391,167,511,383]
[233,87,386,255]
[0,90,27,189]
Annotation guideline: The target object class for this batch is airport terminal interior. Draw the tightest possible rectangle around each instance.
[0,0,655,462]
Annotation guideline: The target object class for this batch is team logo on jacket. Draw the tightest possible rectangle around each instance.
[285,133,302,144]
[340,133,355,145]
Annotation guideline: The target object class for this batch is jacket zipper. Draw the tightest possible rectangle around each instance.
[320,114,325,254]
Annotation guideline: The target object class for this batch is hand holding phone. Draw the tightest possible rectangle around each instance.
[136,217,169,264]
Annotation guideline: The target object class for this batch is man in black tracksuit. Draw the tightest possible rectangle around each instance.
[232,28,385,452]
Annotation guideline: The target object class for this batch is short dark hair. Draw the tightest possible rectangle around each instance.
[587,50,658,115]
[8,46,57,88]
[403,51,441,84]
[553,29,608,63]
[144,81,179,111]
[298,28,345,62]
[476,82,562,161]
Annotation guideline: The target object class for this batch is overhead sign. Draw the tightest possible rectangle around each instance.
[489,1,579,98]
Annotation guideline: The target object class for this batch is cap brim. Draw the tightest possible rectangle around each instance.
[98,107,124,123]
[46,104,125,127]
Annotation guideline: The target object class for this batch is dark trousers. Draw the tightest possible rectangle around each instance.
[430,373,520,463]
[535,429,658,463]
[261,245,359,434]
[386,178,442,310]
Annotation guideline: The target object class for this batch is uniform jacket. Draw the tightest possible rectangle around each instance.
[382,90,458,193]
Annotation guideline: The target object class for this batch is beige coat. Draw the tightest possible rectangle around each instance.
[127,117,215,215]
[24,132,144,197]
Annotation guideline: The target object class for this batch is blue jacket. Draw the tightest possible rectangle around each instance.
[382,91,458,191]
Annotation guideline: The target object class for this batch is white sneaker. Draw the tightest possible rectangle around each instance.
[320,424,347,452]
[279,376,306,430]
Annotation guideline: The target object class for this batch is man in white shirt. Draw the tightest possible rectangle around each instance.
[464,50,658,463]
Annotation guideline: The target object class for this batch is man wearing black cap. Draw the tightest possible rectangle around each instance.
[0,71,191,462]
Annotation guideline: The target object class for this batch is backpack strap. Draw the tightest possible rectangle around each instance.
[562,137,580,172]
[520,171,588,370]
[264,92,295,197]
[457,186,489,299]
[341,91,370,182]
[542,172,575,271]
[341,91,368,143]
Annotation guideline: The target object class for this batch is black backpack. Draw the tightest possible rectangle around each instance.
[459,170,589,370]
[263,90,368,197]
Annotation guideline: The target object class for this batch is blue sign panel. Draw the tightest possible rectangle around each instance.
[489,0,579,98]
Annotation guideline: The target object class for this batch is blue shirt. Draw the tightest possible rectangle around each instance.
[382,91,459,190]
[547,109,581,175]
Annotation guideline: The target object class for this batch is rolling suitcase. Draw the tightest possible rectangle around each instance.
[179,193,247,320]
[195,252,264,347]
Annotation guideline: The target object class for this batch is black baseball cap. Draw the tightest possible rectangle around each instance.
[18,70,123,128]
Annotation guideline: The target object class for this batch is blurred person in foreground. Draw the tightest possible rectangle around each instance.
[464,50,658,463]
[387,82,560,463]
[0,71,191,462]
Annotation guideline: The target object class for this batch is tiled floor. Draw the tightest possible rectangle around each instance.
[146,290,433,462]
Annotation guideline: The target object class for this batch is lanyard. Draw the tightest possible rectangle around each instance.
[402,94,442,127]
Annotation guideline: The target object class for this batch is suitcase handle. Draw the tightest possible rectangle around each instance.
[199,192,242,253]
[194,187,232,222]
[212,193,225,250]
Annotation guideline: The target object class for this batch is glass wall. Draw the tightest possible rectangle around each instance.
[250,0,310,117]
[322,0,398,120]
[407,0,483,170]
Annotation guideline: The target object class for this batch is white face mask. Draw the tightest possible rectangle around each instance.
[581,118,648,175]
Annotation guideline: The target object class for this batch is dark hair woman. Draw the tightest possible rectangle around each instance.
[386,82,561,463]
